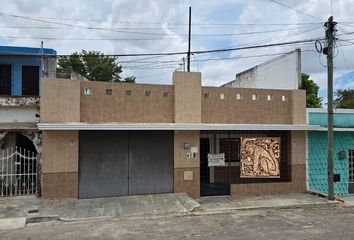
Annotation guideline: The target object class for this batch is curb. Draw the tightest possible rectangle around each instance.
[0,217,27,230]
[189,201,340,217]
[22,201,340,225]
[25,215,61,225]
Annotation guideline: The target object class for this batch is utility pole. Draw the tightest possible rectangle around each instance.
[187,6,191,72]
[182,57,186,72]
[41,41,45,78]
[325,16,336,201]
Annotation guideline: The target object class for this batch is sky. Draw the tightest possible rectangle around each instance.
[0,0,353,104]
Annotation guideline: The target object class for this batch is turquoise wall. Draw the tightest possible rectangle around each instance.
[309,112,354,128]
[308,131,354,196]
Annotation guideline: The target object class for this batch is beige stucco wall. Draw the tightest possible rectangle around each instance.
[80,81,174,123]
[41,131,79,198]
[40,78,80,123]
[40,76,305,126]
[201,87,299,124]
[173,72,201,123]
[173,130,200,198]
[291,90,306,124]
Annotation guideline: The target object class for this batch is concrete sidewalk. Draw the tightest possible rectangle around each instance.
[0,193,339,229]
[343,195,354,207]
[194,193,338,214]
[0,193,199,228]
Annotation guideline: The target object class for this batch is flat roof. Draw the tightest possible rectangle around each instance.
[307,108,354,114]
[37,122,322,131]
[0,122,38,131]
[0,45,57,56]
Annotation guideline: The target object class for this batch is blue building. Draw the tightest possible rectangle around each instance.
[307,108,354,196]
[0,46,57,194]
[0,45,57,96]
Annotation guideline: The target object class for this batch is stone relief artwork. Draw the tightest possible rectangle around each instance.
[240,137,280,178]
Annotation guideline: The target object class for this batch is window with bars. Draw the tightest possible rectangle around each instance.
[349,150,354,183]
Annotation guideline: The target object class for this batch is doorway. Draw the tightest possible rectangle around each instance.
[0,64,11,95]
[349,150,354,194]
[200,137,239,196]
[22,66,39,95]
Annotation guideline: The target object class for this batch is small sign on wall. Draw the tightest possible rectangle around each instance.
[208,153,225,167]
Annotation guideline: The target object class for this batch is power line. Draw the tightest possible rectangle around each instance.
[225,26,321,49]
[0,27,320,41]
[134,70,174,79]
[0,26,186,30]
[0,11,322,26]
[195,50,315,62]
[2,37,322,57]
[190,37,323,55]
[120,50,315,67]
[337,43,354,82]
[267,0,322,21]
[0,12,182,36]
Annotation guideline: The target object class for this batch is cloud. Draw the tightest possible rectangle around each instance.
[0,0,353,95]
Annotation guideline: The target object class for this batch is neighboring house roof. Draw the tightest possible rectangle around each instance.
[221,49,301,90]
[0,45,56,56]
[37,122,321,131]
[307,108,354,131]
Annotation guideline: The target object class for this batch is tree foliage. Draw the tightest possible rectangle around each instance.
[58,50,135,83]
[335,89,354,109]
[301,73,322,108]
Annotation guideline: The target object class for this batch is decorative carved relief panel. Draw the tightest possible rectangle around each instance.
[240,137,280,178]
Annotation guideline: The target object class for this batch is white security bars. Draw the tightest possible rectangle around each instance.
[0,147,40,197]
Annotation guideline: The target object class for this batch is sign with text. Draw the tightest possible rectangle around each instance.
[208,153,225,167]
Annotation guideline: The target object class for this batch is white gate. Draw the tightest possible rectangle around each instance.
[0,147,40,197]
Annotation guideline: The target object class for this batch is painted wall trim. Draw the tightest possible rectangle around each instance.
[307,108,354,114]
[38,122,322,131]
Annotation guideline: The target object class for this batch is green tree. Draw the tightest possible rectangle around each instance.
[334,89,354,108]
[301,73,322,108]
[58,50,135,83]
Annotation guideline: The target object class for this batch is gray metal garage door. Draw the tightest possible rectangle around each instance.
[79,131,173,198]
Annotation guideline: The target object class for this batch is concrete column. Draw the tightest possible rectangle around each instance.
[173,130,200,198]
[12,64,22,96]
[172,72,202,198]
[290,130,307,192]
[40,78,81,123]
[291,90,306,124]
[173,72,201,123]
[41,131,79,198]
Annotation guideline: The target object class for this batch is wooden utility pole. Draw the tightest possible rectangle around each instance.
[326,16,336,201]
[187,6,191,72]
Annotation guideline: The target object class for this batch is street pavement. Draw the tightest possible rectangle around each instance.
[1,207,354,240]
[0,193,339,231]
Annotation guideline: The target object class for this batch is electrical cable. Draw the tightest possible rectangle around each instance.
[267,0,322,21]
[0,11,322,26]
[0,37,323,57]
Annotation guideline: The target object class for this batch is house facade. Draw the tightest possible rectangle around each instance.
[37,71,316,199]
[0,45,56,197]
[307,108,354,196]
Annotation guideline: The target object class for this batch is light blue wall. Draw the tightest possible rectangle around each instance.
[308,131,354,196]
[309,112,354,128]
[0,56,41,95]
[0,46,56,96]
[308,111,354,196]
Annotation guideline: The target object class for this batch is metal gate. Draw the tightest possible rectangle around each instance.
[79,131,174,198]
[200,137,239,196]
[349,150,354,194]
[0,147,40,197]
